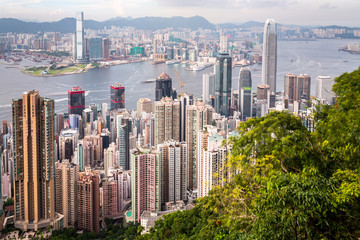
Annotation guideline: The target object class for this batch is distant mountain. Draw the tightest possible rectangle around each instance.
[218,21,264,29]
[0,15,215,33]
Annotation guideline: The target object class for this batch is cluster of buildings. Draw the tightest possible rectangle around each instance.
[0,17,337,236]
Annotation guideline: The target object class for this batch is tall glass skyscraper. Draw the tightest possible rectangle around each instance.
[75,12,84,62]
[215,52,232,117]
[262,19,277,93]
[238,68,252,121]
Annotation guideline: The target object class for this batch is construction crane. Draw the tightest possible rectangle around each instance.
[174,69,185,97]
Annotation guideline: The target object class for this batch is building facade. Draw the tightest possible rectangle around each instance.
[262,19,277,93]
[215,52,232,117]
[12,90,56,231]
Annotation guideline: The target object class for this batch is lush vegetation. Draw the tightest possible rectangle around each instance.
[139,67,360,239]
[50,219,142,240]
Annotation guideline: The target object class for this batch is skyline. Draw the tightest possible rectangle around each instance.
[1,0,360,27]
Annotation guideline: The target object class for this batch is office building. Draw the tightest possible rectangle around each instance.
[58,129,79,161]
[74,12,85,62]
[89,38,103,61]
[202,73,215,104]
[68,86,85,115]
[220,34,228,53]
[154,97,180,147]
[215,52,232,117]
[284,74,311,106]
[103,38,110,59]
[77,167,100,234]
[12,91,58,231]
[158,141,187,204]
[185,102,213,189]
[55,161,79,228]
[131,147,161,222]
[137,98,153,118]
[155,72,174,101]
[110,83,125,110]
[316,76,334,104]
[238,68,253,121]
[262,19,277,93]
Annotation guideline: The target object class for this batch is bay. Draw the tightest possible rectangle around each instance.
[0,39,359,121]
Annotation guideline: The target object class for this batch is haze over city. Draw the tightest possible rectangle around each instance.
[1,0,360,26]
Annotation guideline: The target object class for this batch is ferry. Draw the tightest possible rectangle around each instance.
[165,60,180,65]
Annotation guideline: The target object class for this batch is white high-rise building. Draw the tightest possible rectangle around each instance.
[262,19,277,93]
[220,34,228,53]
[75,12,84,62]
[158,141,187,204]
[197,126,228,198]
[104,143,117,177]
[202,73,215,104]
[316,76,334,104]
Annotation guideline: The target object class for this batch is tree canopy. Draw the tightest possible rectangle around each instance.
[139,67,360,239]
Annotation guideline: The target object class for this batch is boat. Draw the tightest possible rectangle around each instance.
[165,60,180,65]
[142,79,156,83]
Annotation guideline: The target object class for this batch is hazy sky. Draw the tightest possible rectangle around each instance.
[1,0,359,26]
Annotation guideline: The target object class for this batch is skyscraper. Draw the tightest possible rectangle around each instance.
[215,52,232,117]
[75,12,85,62]
[55,160,79,228]
[110,83,125,110]
[103,38,110,59]
[77,167,100,234]
[202,72,215,104]
[131,147,161,222]
[68,86,85,115]
[238,68,253,121]
[220,34,228,53]
[154,97,180,147]
[316,76,334,104]
[158,141,187,204]
[117,116,130,170]
[284,74,311,105]
[12,90,57,231]
[262,19,277,93]
[89,38,103,61]
[137,98,153,118]
[185,102,213,189]
[155,72,173,101]
[102,180,118,218]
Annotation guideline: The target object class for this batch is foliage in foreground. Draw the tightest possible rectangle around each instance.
[139,68,360,239]
[50,220,142,240]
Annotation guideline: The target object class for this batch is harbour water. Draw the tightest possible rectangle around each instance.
[0,39,359,121]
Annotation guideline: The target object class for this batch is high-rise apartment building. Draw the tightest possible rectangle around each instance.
[137,98,153,118]
[68,86,85,115]
[197,126,228,198]
[238,68,253,121]
[215,52,232,117]
[74,12,85,62]
[77,167,100,234]
[110,83,125,110]
[155,72,174,101]
[262,19,277,93]
[102,180,118,218]
[12,90,58,231]
[117,116,130,170]
[185,102,213,189]
[316,76,334,104]
[284,74,311,105]
[158,141,187,204]
[55,161,79,228]
[131,147,161,222]
[154,97,180,147]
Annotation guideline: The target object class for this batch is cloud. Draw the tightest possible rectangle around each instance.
[50,8,64,16]
[319,3,337,9]
[154,0,297,8]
